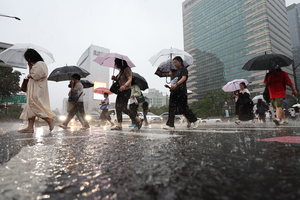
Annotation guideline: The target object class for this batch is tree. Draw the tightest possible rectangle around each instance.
[149,105,169,115]
[0,67,21,97]
[189,91,233,118]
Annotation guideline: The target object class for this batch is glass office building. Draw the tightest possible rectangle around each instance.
[182,0,294,103]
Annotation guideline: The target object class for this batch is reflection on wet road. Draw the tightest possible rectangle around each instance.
[1,123,300,199]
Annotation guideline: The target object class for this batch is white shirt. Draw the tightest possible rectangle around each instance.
[240,88,250,94]
[73,82,84,102]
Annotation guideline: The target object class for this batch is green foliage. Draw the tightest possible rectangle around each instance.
[0,103,23,120]
[149,105,169,116]
[0,67,21,97]
[189,91,233,118]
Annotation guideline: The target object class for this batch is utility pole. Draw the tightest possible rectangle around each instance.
[293,62,300,92]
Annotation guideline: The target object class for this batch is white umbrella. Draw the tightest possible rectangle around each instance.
[292,104,300,107]
[93,53,136,68]
[0,43,55,69]
[149,48,193,66]
[252,95,265,102]
[222,79,249,92]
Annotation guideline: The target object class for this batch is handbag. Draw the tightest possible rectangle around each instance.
[68,92,83,104]
[110,69,125,94]
[134,93,145,105]
[20,78,29,92]
[100,104,108,110]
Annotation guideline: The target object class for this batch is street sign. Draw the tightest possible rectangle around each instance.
[0,95,27,103]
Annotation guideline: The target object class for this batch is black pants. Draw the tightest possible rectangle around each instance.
[258,113,266,122]
[129,103,139,124]
[64,102,89,127]
[143,110,148,125]
[116,89,137,123]
[166,93,197,127]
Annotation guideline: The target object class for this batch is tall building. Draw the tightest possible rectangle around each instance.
[287,3,300,90]
[182,0,295,103]
[77,44,110,112]
[0,42,13,67]
[143,89,168,108]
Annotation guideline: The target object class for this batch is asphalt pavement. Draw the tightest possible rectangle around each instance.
[1,121,300,200]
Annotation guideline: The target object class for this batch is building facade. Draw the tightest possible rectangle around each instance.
[143,89,168,108]
[182,0,294,103]
[77,44,110,112]
[287,3,300,90]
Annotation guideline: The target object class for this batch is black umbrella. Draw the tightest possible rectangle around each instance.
[154,60,189,77]
[68,80,94,89]
[242,53,293,71]
[48,66,90,82]
[132,72,148,91]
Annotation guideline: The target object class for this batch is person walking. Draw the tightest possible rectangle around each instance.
[128,78,142,129]
[264,68,298,125]
[233,90,239,119]
[111,58,142,130]
[96,92,114,127]
[235,82,254,125]
[163,56,199,130]
[141,99,149,126]
[19,49,56,133]
[256,99,269,123]
[59,74,90,130]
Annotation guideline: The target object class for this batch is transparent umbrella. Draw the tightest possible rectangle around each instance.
[0,43,55,69]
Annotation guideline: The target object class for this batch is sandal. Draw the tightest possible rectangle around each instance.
[111,126,122,131]
[18,129,34,133]
[49,118,55,132]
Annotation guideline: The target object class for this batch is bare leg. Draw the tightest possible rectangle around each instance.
[276,107,286,120]
[183,114,190,126]
[27,117,35,130]
[42,117,54,130]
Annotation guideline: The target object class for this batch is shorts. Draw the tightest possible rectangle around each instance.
[270,98,284,108]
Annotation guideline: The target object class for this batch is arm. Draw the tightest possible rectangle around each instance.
[131,85,141,97]
[289,84,298,97]
[120,75,132,92]
[170,76,187,90]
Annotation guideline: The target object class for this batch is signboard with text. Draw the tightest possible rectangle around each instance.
[0,96,27,103]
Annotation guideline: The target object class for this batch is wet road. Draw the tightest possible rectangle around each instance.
[1,122,300,200]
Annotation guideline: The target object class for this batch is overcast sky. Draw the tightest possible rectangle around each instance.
[1,0,299,111]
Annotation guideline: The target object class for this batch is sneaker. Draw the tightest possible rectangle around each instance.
[129,124,136,127]
[193,120,200,129]
[163,125,175,130]
[279,120,288,125]
[187,124,191,129]
[273,118,280,126]
[111,126,122,131]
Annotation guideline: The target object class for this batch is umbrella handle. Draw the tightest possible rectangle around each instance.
[166,77,171,84]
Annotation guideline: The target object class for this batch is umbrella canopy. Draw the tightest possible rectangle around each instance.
[242,53,293,71]
[252,95,265,101]
[0,43,55,69]
[155,59,190,77]
[222,79,249,92]
[292,104,300,107]
[48,66,90,82]
[187,89,193,95]
[132,72,148,91]
[149,48,193,67]
[93,53,136,68]
[68,80,94,89]
[93,87,113,95]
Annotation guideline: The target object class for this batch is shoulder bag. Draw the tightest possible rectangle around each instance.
[20,78,29,92]
[68,92,83,104]
[110,69,125,94]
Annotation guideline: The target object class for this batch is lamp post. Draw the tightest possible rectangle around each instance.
[0,14,21,21]
[293,62,300,92]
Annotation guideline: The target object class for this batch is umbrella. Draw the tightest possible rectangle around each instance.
[93,87,113,95]
[132,72,148,91]
[48,66,90,82]
[155,59,190,77]
[222,79,249,92]
[242,53,293,71]
[292,104,300,107]
[252,95,265,102]
[68,80,94,89]
[149,48,193,67]
[0,43,55,69]
[93,53,136,68]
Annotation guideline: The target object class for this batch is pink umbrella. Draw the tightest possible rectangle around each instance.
[93,87,113,95]
[93,53,136,68]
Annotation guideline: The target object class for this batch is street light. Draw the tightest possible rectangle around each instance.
[0,14,21,21]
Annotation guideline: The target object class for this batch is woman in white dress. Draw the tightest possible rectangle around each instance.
[19,49,56,133]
